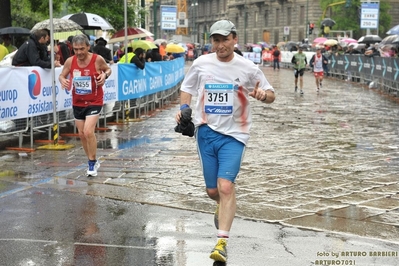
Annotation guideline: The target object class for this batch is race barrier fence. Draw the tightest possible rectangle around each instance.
[0,57,185,150]
[1,52,398,150]
[278,51,399,94]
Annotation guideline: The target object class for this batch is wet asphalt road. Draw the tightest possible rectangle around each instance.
[1,63,399,265]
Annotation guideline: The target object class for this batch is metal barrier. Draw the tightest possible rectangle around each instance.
[0,58,185,150]
[280,52,399,94]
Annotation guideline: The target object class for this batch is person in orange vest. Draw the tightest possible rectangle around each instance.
[159,41,167,60]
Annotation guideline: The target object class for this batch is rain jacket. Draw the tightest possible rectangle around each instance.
[174,107,194,137]
[12,33,51,68]
[118,51,145,69]
[92,39,113,63]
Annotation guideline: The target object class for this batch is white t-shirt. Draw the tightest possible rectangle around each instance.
[181,52,274,144]
[313,54,324,73]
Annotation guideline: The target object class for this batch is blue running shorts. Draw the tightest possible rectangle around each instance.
[196,125,245,189]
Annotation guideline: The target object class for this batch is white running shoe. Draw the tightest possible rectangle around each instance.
[86,161,100,176]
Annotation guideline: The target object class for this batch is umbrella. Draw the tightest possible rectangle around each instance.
[186,43,194,49]
[62,12,114,30]
[276,41,286,47]
[386,25,399,35]
[53,30,83,40]
[358,35,382,44]
[178,43,188,51]
[154,38,168,45]
[108,27,154,44]
[252,46,262,53]
[165,43,185,53]
[324,39,338,46]
[350,43,366,51]
[130,40,157,51]
[321,18,336,27]
[0,26,31,35]
[257,41,270,48]
[31,18,83,32]
[380,35,399,45]
[285,41,299,50]
[313,37,328,44]
[340,38,358,44]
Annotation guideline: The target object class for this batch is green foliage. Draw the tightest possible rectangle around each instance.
[65,0,147,31]
[319,0,392,38]
[8,0,146,32]
[10,0,62,29]
[378,1,392,36]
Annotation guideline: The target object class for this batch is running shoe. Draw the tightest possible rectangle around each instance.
[214,204,219,229]
[320,82,322,88]
[87,160,100,176]
[300,90,304,95]
[210,238,227,262]
[317,87,320,93]
[295,86,298,92]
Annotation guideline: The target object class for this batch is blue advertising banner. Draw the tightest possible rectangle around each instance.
[117,57,185,101]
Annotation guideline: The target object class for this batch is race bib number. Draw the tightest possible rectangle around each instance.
[73,76,93,95]
[204,83,234,115]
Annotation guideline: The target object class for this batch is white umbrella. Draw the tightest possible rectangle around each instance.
[386,25,399,35]
[62,12,114,30]
[31,18,83,32]
[154,38,168,45]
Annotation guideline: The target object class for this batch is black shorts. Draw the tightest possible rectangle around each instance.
[294,68,305,78]
[73,106,102,120]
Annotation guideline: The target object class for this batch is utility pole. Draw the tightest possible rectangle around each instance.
[153,0,157,39]
[141,0,145,28]
[306,0,309,38]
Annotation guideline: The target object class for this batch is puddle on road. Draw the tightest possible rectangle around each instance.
[118,136,173,149]
[0,169,39,181]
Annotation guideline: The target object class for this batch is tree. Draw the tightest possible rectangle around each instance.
[0,0,12,28]
[2,0,146,33]
[1,0,63,29]
[66,0,147,31]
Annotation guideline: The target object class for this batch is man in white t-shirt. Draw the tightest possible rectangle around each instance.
[309,47,328,92]
[174,19,275,263]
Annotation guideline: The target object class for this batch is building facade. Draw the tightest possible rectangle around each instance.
[146,0,399,47]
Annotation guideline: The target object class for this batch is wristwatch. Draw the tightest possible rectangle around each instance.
[104,72,109,79]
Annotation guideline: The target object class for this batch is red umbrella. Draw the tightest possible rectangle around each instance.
[109,27,154,44]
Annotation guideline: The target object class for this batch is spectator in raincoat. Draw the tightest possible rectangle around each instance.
[93,37,113,64]
[118,47,145,69]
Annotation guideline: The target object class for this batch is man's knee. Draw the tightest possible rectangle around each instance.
[217,178,235,196]
[206,188,219,200]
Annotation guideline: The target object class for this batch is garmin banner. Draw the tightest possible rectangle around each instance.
[117,57,185,101]
[0,58,184,121]
[329,54,399,82]
[0,65,118,121]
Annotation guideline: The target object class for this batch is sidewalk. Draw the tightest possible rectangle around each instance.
[1,65,399,265]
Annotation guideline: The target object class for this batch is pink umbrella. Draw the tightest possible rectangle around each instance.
[313,37,328,44]
[341,38,358,44]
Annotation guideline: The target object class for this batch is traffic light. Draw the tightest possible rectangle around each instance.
[345,0,351,8]
[308,23,314,35]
